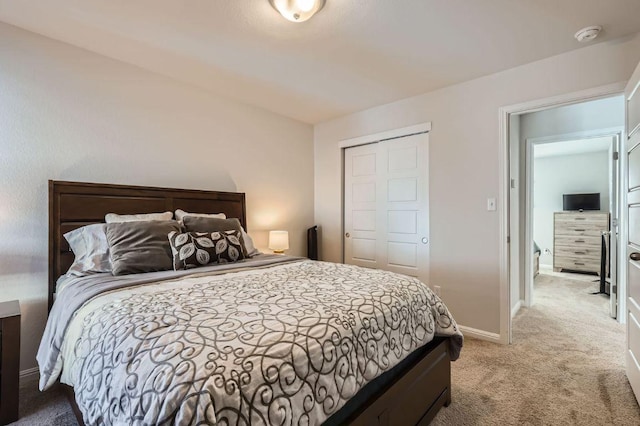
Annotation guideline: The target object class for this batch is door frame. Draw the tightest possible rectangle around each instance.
[339,122,432,263]
[499,81,627,344]
[339,122,431,150]
[524,128,624,310]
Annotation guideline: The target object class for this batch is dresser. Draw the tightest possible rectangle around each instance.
[553,211,609,274]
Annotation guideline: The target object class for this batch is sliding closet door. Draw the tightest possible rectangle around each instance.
[380,134,429,280]
[344,143,381,269]
[344,132,429,283]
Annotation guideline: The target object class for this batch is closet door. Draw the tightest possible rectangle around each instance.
[344,132,429,283]
[344,143,381,269]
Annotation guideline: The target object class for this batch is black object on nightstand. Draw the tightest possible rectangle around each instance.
[0,300,20,425]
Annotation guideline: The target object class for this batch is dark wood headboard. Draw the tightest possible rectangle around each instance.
[48,180,247,311]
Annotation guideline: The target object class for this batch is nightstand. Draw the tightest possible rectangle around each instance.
[0,300,20,425]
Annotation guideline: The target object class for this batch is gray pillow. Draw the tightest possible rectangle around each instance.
[183,217,248,256]
[105,211,173,223]
[106,220,182,276]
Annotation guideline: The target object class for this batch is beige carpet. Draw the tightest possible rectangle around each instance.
[11,376,77,425]
[11,272,640,425]
[432,272,640,425]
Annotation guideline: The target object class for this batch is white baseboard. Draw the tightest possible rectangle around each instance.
[458,325,502,344]
[20,366,39,380]
[511,300,522,318]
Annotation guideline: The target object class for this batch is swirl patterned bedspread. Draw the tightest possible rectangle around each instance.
[39,258,463,425]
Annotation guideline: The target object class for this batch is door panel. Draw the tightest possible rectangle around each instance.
[352,238,377,262]
[352,153,377,176]
[381,134,429,281]
[388,146,417,171]
[629,82,640,136]
[388,211,417,234]
[352,210,376,231]
[388,242,418,267]
[625,59,640,403]
[629,144,640,190]
[630,312,640,364]
[388,178,418,201]
[629,261,640,315]
[630,205,640,247]
[345,143,379,268]
[352,183,376,203]
[628,310,640,393]
[344,132,429,283]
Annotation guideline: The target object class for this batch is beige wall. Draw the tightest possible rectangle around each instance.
[0,23,314,371]
[314,33,640,335]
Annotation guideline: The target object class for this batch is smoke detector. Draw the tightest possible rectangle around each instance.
[574,26,602,42]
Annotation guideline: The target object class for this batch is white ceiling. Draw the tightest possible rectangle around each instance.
[1,0,640,123]
[534,136,612,158]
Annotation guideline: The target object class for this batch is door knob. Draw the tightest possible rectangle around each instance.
[630,252,640,261]
[345,232,350,238]
[421,237,429,244]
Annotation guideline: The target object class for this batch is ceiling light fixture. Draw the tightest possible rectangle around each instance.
[574,25,602,43]
[269,0,326,23]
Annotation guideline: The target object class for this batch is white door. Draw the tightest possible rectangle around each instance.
[625,59,640,402]
[344,132,429,283]
[344,143,380,269]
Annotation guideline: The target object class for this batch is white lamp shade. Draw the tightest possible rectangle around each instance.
[268,230,289,252]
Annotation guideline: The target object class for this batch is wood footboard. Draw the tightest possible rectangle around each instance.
[347,337,451,425]
[62,337,451,426]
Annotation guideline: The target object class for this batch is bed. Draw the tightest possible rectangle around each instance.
[40,180,463,425]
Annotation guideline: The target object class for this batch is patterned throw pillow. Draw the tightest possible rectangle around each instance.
[168,230,246,270]
[182,216,248,257]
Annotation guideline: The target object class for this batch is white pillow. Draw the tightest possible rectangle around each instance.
[105,211,173,223]
[176,209,260,257]
[174,209,226,221]
[64,223,111,276]
[241,229,261,257]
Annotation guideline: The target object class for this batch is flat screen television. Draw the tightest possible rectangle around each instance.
[563,193,600,211]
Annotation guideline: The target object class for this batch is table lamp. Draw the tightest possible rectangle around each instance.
[268,230,289,254]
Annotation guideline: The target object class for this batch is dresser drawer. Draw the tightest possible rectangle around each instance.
[554,235,601,247]
[554,214,608,226]
[554,245,601,258]
[554,255,600,273]
[554,222,606,238]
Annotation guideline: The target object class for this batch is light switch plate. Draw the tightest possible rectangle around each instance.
[487,198,497,211]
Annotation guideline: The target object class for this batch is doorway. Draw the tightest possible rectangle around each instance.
[526,131,622,319]
[500,86,628,344]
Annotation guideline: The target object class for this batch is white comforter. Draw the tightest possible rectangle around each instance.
[43,259,463,425]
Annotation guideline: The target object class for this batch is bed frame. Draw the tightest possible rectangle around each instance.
[48,180,246,311]
[48,180,451,425]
